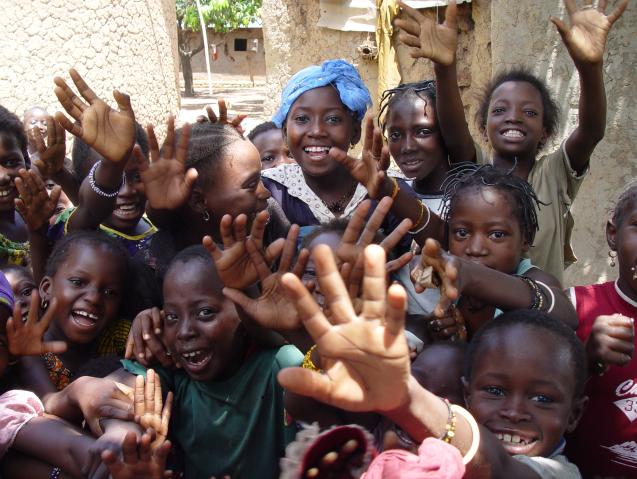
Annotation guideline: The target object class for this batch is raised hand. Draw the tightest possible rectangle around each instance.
[586,313,634,373]
[54,68,135,163]
[29,116,66,178]
[330,116,390,199]
[205,98,247,135]
[125,308,173,368]
[134,369,173,448]
[277,244,412,414]
[135,116,198,210]
[7,293,66,356]
[203,211,285,290]
[223,224,310,331]
[395,0,458,66]
[101,429,172,479]
[14,168,61,232]
[551,0,628,65]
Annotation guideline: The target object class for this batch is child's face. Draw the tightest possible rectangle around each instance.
[448,187,529,274]
[301,231,344,308]
[162,259,243,381]
[24,108,48,144]
[202,140,270,226]
[608,198,637,298]
[5,269,35,322]
[105,154,147,233]
[284,86,361,178]
[465,325,583,457]
[0,310,9,378]
[411,344,465,406]
[251,129,294,170]
[44,179,73,226]
[486,81,547,157]
[40,243,124,345]
[0,133,27,212]
[386,97,447,181]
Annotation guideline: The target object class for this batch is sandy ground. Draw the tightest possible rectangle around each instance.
[178,73,269,135]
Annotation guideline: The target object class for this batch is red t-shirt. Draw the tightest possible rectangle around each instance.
[565,281,637,479]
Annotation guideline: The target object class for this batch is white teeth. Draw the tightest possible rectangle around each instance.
[118,204,137,211]
[0,190,10,197]
[512,435,521,444]
[495,432,530,446]
[503,129,524,138]
[73,310,98,320]
[503,433,512,443]
[304,146,330,153]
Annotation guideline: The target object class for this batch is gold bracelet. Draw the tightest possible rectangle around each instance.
[389,176,400,200]
[409,201,426,233]
[439,398,457,443]
[302,344,321,372]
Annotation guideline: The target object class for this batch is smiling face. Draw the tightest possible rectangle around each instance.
[486,81,547,158]
[251,128,295,170]
[40,242,125,345]
[386,96,448,185]
[0,133,27,212]
[104,153,147,234]
[466,324,583,457]
[608,197,637,302]
[23,108,48,140]
[162,258,244,381]
[5,267,35,322]
[448,187,529,274]
[284,86,361,178]
[200,139,270,228]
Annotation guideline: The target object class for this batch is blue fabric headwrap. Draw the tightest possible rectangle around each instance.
[0,271,15,314]
[272,59,371,128]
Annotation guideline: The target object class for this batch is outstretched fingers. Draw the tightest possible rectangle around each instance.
[361,245,387,320]
[69,68,99,104]
[607,0,628,25]
[385,283,408,337]
[312,244,357,322]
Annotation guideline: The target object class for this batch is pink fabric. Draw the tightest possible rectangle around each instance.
[0,390,44,458]
[361,437,465,479]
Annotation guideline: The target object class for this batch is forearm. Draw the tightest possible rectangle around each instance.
[27,226,52,284]
[42,376,88,422]
[434,63,477,164]
[51,167,80,205]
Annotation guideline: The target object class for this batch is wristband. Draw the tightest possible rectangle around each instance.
[88,160,124,198]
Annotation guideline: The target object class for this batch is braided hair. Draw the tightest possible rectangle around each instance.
[0,105,30,167]
[612,179,637,227]
[377,80,437,135]
[441,163,543,246]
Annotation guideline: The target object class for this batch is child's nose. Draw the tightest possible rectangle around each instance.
[256,181,271,200]
[177,318,197,341]
[499,396,532,423]
[465,235,487,256]
[309,119,327,137]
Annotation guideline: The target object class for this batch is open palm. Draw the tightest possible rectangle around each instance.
[277,244,411,414]
[14,169,61,232]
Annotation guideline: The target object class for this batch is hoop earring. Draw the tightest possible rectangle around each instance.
[41,298,49,310]
[202,210,210,222]
[447,154,452,168]
[608,250,617,267]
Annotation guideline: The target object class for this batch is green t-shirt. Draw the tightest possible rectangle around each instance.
[123,344,302,478]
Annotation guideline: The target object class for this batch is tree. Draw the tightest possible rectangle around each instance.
[176,0,262,97]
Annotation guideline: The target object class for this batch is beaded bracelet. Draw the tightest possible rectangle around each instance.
[88,160,125,198]
[49,467,61,479]
[302,344,322,372]
[517,275,544,310]
[389,176,400,200]
[438,398,457,444]
[535,280,556,314]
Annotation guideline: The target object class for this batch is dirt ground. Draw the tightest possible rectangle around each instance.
[178,73,268,135]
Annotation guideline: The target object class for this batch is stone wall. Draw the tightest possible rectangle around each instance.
[0,0,180,139]
[261,0,636,287]
[186,28,266,79]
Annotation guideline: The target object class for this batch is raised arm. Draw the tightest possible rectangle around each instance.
[53,69,136,232]
[551,0,628,174]
[395,0,476,164]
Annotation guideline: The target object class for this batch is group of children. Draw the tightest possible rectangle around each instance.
[0,0,633,477]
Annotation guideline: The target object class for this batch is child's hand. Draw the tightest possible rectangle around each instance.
[277,244,412,414]
[551,0,628,66]
[135,117,199,210]
[54,68,135,163]
[205,98,247,135]
[28,116,66,178]
[134,369,173,448]
[223,224,310,331]
[203,211,285,290]
[101,429,172,479]
[126,308,173,368]
[7,293,66,356]
[586,313,634,374]
[14,168,61,232]
[330,116,389,199]
[395,0,458,66]
[423,307,466,342]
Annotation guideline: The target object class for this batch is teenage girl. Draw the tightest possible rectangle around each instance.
[395,0,628,283]
[247,121,295,170]
[278,244,588,478]
[564,180,637,478]
[412,165,578,337]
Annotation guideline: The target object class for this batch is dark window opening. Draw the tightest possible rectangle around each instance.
[234,38,247,51]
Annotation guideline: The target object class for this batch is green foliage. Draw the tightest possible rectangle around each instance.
[176,0,261,33]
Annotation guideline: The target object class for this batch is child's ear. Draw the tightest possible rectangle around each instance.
[482,128,489,144]
[39,276,52,303]
[461,376,471,406]
[350,120,362,147]
[606,219,617,251]
[521,239,531,253]
[566,395,589,433]
[188,184,207,216]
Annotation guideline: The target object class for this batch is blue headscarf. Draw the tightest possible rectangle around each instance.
[272,59,371,128]
[0,271,15,315]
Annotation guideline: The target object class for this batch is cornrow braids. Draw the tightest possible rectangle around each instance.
[0,105,30,167]
[378,80,437,135]
[612,179,637,228]
[441,163,544,246]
